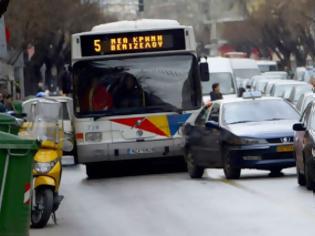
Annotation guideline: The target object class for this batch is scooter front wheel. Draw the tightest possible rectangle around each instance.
[31,188,54,228]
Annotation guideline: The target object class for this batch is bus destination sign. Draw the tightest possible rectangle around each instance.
[80,29,186,56]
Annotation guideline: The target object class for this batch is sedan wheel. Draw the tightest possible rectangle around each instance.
[223,153,241,180]
[304,160,314,190]
[297,166,306,186]
[185,148,204,179]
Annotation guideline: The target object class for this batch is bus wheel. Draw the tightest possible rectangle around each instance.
[86,164,102,179]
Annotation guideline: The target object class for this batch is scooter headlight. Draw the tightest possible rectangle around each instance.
[34,160,57,174]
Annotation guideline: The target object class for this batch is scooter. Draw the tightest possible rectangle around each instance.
[23,99,64,228]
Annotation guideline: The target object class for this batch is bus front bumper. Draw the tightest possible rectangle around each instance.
[77,138,185,163]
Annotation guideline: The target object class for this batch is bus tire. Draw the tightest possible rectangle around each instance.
[86,164,101,179]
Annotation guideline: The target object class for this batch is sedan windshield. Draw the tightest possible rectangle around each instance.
[73,54,201,117]
[223,100,299,125]
[202,72,235,95]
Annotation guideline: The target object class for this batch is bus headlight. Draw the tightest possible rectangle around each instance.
[85,132,103,142]
[34,161,57,174]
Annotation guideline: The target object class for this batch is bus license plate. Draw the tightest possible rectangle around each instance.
[128,148,154,155]
[277,145,294,153]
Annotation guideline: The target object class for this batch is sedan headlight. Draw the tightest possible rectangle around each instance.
[240,138,267,145]
[85,132,103,142]
[228,136,267,145]
[34,160,57,174]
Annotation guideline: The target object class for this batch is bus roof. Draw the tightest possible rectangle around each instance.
[92,19,182,33]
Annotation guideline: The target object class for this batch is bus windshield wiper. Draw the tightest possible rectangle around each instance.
[145,106,183,114]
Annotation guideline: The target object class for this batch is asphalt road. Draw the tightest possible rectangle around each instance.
[30,162,315,236]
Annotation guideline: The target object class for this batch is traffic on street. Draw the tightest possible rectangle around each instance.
[1,1,315,236]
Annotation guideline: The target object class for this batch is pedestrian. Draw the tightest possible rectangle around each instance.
[0,93,5,112]
[4,94,13,111]
[210,83,223,101]
[60,65,72,96]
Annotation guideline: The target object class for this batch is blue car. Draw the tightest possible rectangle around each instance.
[183,95,300,179]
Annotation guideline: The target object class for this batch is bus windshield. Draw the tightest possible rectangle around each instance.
[73,54,201,117]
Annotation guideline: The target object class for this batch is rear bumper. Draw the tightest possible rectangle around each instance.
[228,144,296,170]
[77,138,185,163]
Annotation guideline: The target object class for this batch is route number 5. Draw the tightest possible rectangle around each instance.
[94,39,101,52]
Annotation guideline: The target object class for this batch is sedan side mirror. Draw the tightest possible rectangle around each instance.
[199,62,209,82]
[205,121,220,130]
[293,123,306,131]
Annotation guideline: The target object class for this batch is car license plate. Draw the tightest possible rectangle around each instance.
[277,145,294,153]
[128,148,154,155]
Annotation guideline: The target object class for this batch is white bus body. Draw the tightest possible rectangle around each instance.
[71,19,203,174]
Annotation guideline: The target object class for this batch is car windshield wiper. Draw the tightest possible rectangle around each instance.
[228,120,256,125]
[263,118,286,121]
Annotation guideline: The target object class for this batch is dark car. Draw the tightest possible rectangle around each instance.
[183,96,300,179]
[293,101,315,190]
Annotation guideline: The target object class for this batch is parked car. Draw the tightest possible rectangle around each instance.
[302,67,315,83]
[256,60,278,73]
[293,101,315,190]
[287,83,313,105]
[183,94,299,179]
[251,74,285,89]
[264,80,285,96]
[254,79,272,94]
[230,58,261,81]
[295,67,306,81]
[202,57,238,103]
[296,92,315,114]
[263,71,288,80]
[269,81,307,99]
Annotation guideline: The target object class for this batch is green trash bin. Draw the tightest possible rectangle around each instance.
[12,101,23,115]
[0,113,20,135]
[0,131,38,236]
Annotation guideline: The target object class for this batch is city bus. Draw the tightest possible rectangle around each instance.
[71,19,208,177]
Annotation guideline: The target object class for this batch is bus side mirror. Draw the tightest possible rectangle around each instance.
[200,62,209,82]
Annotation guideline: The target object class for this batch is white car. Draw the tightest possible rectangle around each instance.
[254,79,276,94]
[269,81,309,99]
[256,60,278,73]
[230,58,261,81]
[251,74,286,89]
[202,57,238,103]
[296,92,315,114]
[302,67,315,83]
[264,80,285,96]
[263,71,288,80]
[295,67,306,81]
[287,83,313,105]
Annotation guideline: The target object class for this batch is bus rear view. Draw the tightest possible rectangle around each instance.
[71,19,205,177]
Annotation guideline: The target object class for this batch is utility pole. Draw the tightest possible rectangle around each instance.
[138,0,144,19]
[0,17,7,59]
[204,0,246,56]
